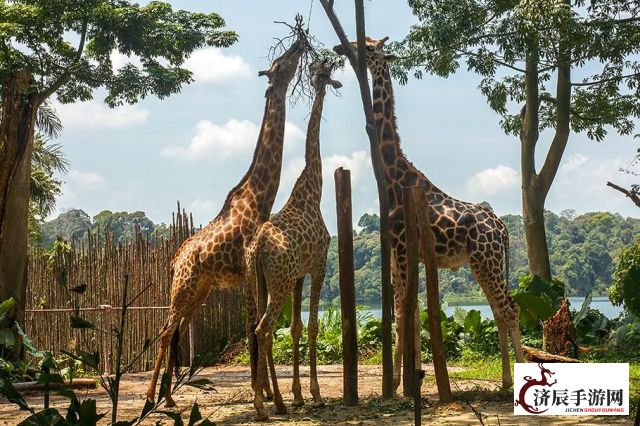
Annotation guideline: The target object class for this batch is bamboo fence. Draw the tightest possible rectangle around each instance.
[25,204,245,373]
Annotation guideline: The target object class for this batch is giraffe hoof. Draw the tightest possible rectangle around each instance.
[275,402,288,415]
[264,391,274,401]
[255,411,269,422]
[312,399,325,408]
[164,397,176,408]
[292,399,305,407]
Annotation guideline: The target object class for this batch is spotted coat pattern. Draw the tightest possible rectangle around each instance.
[335,37,524,390]
[146,41,303,406]
[245,61,340,421]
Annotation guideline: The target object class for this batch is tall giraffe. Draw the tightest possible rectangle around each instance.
[146,40,303,406]
[245,60,341,421]
[335,37,524,389]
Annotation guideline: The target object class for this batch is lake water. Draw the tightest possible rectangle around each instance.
[300,296,622,324]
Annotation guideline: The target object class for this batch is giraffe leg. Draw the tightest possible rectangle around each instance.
[267,336,286,414]
[497,320,513,388]
[163,313,194,407]
[291,277,305,407]
[254,295,284,421]
[391,256,405,392]
[508,299,524,363]
[146,316,178,403]
[308,268,326,407]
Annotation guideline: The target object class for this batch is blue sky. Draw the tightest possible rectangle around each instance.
[50,0,639,232]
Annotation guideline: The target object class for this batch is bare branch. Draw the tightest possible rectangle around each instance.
[39,18,88,101]
[453,48,527,73]
[607,181,640,208]
[571,72,640,87]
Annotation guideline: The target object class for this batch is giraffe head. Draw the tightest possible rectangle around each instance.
[309,59,342,91]
[332,36,398,74]
[259,39,304,97]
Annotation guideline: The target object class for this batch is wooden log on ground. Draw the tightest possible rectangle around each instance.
[543,298,577,358]
[522,345,580,363]
[335,167,358,406]
[12,378,97,391]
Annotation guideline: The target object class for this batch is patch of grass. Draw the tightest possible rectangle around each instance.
[449,357,502,382]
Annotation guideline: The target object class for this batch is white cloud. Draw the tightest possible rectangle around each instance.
[188,198,218,221]
[161,119,304,162]
[68,170,106,190]
[465,165,519,196]
[550,154,639,214]
[322,150,371,184]
[558,154,588,176]
[184,48,251,83]
[110,48,250,84]
[110,51,142,70]
[54,100,149,129]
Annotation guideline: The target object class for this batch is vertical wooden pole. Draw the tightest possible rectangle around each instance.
[412,187,452,402]
[334,167,358,406]
[414,369,425,426]
[402,187,419,397]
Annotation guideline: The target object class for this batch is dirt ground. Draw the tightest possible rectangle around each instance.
[0,363,633,425]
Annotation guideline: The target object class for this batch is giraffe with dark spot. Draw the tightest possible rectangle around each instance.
[245,60,341,421]
[335,37,524,390]
[146,40,303,406]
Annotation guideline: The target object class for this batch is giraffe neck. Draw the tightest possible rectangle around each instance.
[371,63,441,207]
[224,89,287,220]
[288,86,326,207]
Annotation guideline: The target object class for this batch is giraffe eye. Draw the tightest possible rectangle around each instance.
[366,46,374,52]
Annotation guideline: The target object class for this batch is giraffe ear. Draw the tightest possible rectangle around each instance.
[329,79,343,89]
[258,70,269,77]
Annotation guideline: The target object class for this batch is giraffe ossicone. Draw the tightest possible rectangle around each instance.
[334,36,524,391]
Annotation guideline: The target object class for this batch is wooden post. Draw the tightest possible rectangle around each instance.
[334,167,358,406]
[414,369,425,426]
[318,0,394,399]
[402,187,420,397]
[412,187,453,403]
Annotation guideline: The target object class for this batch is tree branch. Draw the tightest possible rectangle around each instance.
[571,72,640,87]
[539,21,572,196]
[584,16,640,26]
[607,181,640,208]
[453,48,527,73]
[39,18,88,101]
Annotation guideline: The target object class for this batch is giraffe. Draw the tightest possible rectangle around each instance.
[245,59,341,421]
[334,37,524,390]
[146,39,304,406]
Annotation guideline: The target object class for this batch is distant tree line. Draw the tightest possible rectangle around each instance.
[37,208,640,305]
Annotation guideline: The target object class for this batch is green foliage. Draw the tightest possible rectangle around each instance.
[609,238,640,317]
[357,213,380,233]
[1,0,237,107]
[512,275,565,329]
[39,209,163,248]
[396,0,640,141]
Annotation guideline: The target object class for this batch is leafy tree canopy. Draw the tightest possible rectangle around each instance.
[0,0,238,106]
[394,0,640,141]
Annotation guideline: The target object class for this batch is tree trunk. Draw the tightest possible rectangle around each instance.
[522,184,552,280]
[0,71,39,360]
